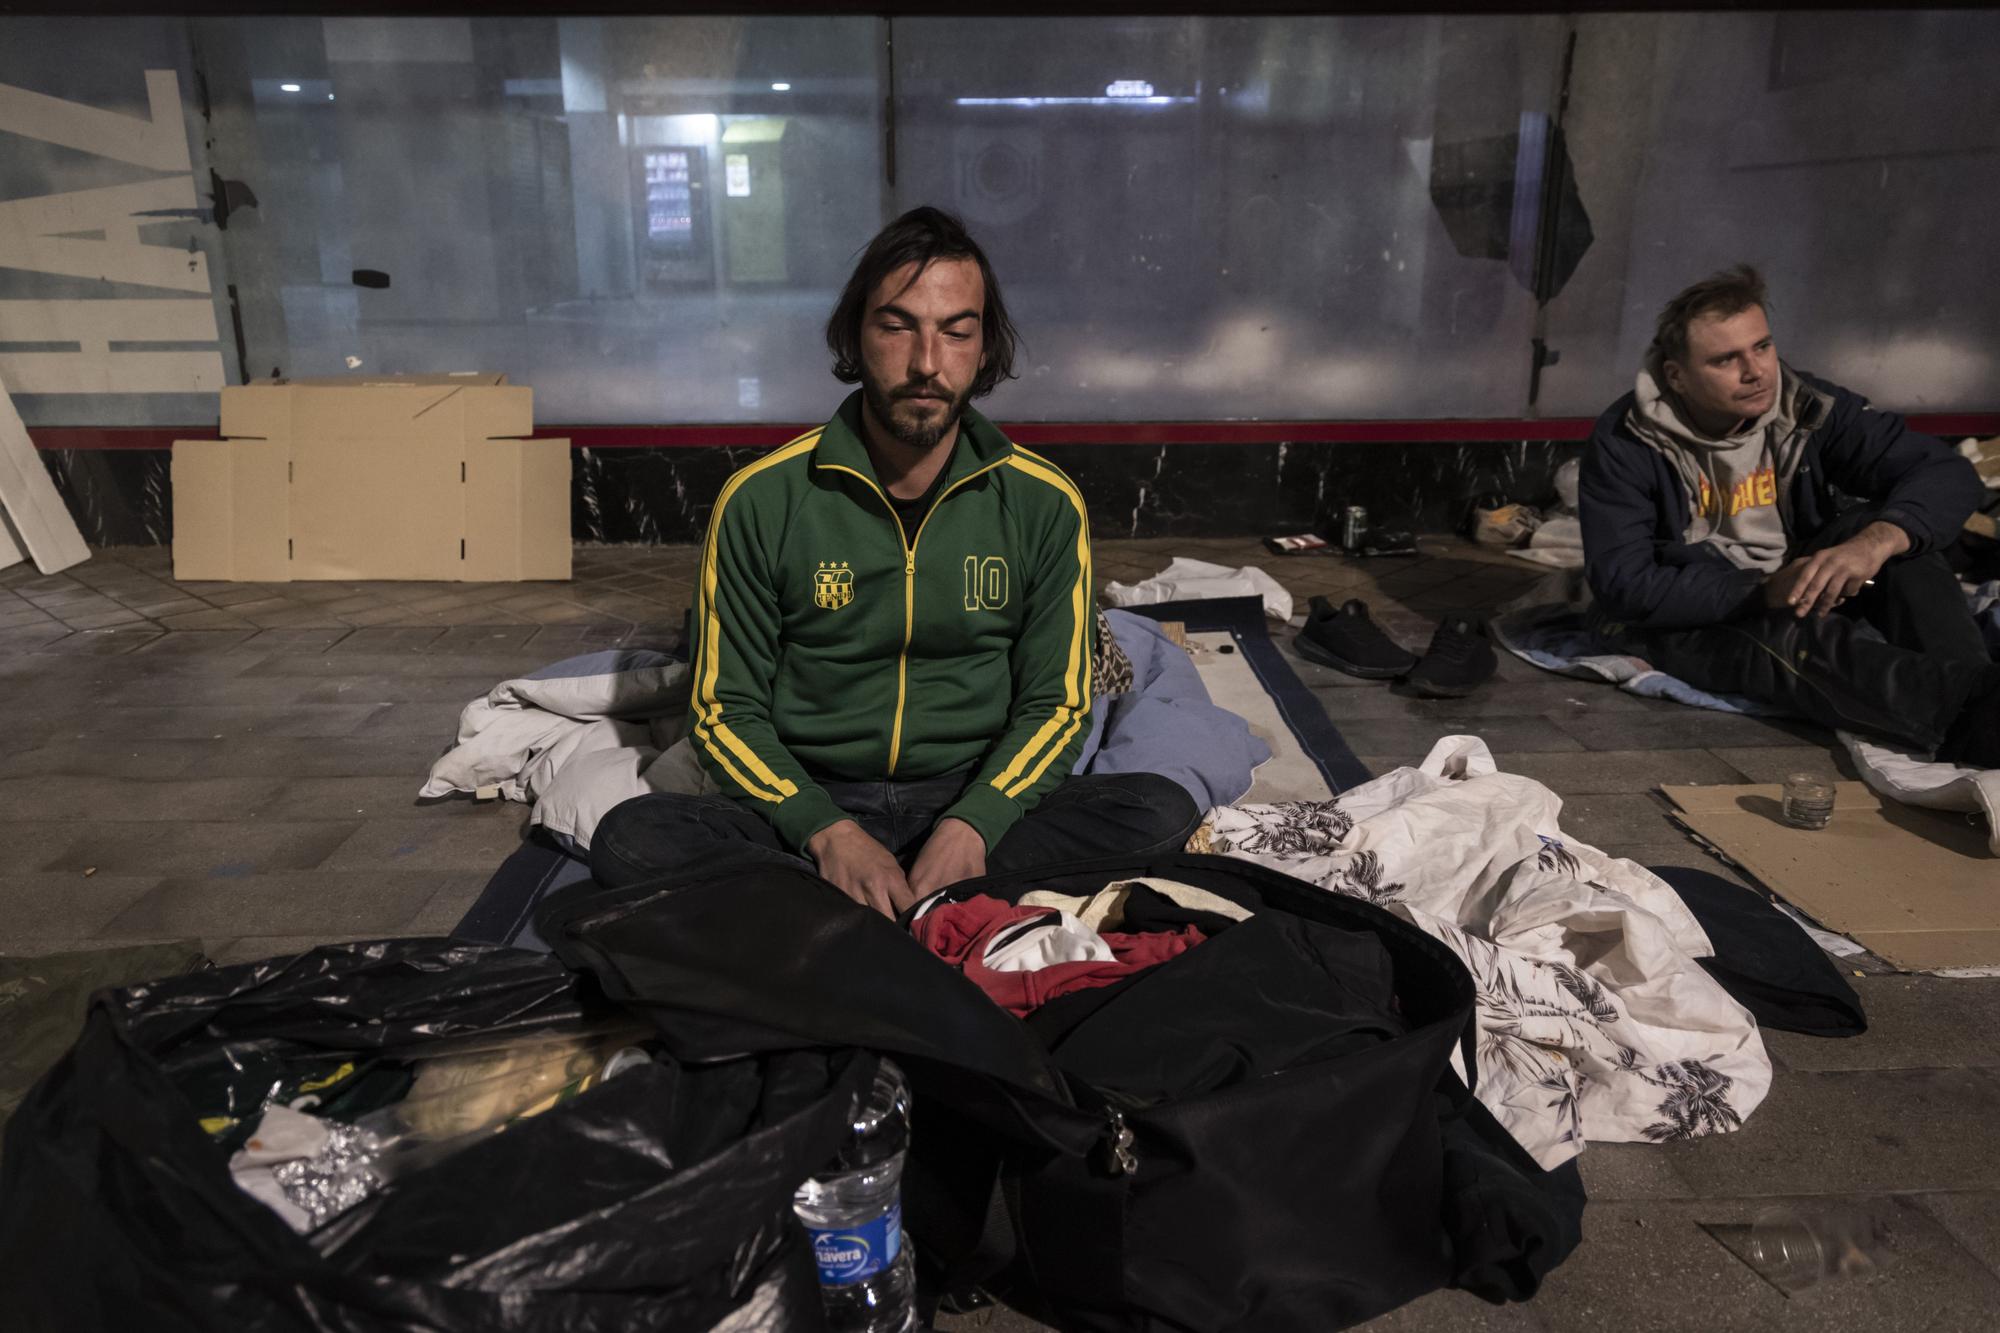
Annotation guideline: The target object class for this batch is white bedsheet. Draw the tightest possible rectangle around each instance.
[1196,735,1772,1169]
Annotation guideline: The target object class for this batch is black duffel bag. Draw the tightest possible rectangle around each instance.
[539,851,1479,1332]
[0,940,873,1333]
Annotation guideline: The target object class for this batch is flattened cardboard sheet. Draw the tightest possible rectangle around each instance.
[1663,782,1999,971]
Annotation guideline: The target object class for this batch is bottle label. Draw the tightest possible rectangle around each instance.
[808,1201,902,1286]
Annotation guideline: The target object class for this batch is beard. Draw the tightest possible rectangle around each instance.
[861,372,971,452]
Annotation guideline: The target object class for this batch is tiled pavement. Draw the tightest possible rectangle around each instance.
[3,539,1996,1332]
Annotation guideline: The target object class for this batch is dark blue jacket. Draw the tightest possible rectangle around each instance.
[1578,371,1982,631]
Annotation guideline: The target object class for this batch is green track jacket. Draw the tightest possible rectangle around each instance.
[688,391,1095,852]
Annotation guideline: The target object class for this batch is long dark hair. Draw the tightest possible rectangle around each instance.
[825,206,1020,399]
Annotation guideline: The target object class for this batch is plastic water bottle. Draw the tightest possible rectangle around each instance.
[792,1058,916,1333]
[1745,1205,1889,1291]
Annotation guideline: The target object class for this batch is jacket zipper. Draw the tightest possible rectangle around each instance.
[838,459,1005,775]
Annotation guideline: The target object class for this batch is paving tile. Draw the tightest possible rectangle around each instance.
[55,608,152,630]
[326,626,448,653]
[1549,792,1682,846]
[0,776,276,822]
[527,604,637,626]
[240,652,550,680]
[404,602,542,627]
[235,604,352,629]
[0,824,82,874]
[18,585,104,609]
[1760,977,2000,1074]
[40,820,365,876]
[284,583,374,604]
[205,933,382,966]
[0,623,92,653]
[313,594,393,616]
[1657,1068,2000,1197]
[128,630,262,656]
[63,704,387,741]
[100,870,484,938]
[1575,1142,1697,1201]
[1532,1195,2000,1333]
[156,604,258,632]
[240,627,355,654]
[199,584,293,607]
[176,734,451,780]
[402,872,496,935]
[0,604,61,629]
[30,628,163,656]
[318,809,530,871]
[424,624,542,653]
[87,675,336,709]
[526,624,662,654]
[0,872,169,936]
[346,700,486,741]
[292,674,511,706]
[1323,716,1587,768]
[0,739,210,780]
[1478,750,1753,796]
[1921,1192,2000,1281]
[119,596,210,617]
[337,604,436,627]
[257,775,450,819]
[1549,710,1825,753]
[1704,746,1858,785]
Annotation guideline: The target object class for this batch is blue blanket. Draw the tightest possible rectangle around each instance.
[1075,610,1272,810]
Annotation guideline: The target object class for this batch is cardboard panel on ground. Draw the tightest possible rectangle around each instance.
[1662,782,2000,971]
[171,374,570,582]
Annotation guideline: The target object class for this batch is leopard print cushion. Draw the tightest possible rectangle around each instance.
[1092,608,1136,697]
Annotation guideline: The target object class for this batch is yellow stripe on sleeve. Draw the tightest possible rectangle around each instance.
[690,431,819,803]
[988,451,1092,793]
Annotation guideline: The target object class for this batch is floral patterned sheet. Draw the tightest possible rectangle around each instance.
[1190,734,1771,1169]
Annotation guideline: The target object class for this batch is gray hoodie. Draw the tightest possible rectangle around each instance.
[1623,356,1833,573]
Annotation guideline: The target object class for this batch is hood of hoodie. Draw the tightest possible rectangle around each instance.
[1624,354,1832,548]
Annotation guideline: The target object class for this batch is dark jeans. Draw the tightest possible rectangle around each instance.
[1609,510,1997,752]
[589,770,1204,891]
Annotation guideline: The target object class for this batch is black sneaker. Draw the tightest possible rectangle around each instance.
[1403,615,1498,698]
[1294,597,1419,679]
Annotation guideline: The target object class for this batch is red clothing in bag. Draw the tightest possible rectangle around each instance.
[912,895,1203,1018]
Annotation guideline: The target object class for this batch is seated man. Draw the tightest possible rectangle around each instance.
[591,207,1199,914]
[1580,264,2000,765]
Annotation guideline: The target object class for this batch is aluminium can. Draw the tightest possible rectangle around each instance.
[1341,505,1368,551]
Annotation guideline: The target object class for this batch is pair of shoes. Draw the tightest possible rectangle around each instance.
[1293,597,1497,698]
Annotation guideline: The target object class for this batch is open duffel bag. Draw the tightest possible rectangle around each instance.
[0,939,875,1333]
[538,851,1479,1332]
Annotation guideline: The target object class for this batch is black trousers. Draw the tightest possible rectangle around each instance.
[590,770,1204,890]
[1612,511,1996,752]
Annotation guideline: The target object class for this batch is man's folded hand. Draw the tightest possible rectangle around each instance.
[806,819,910,918]
[906,817,988,907]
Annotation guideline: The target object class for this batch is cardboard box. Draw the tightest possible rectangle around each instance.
[1663,781,1999,971]
[172,373,570,581]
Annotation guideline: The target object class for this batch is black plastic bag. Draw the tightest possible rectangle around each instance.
[0,939,866,1333]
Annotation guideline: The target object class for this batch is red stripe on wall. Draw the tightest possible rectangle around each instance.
[26,415,2000,451]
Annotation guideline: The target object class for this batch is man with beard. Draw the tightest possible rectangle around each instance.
[590,207,1198,915]
[1580,264,2000,765]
